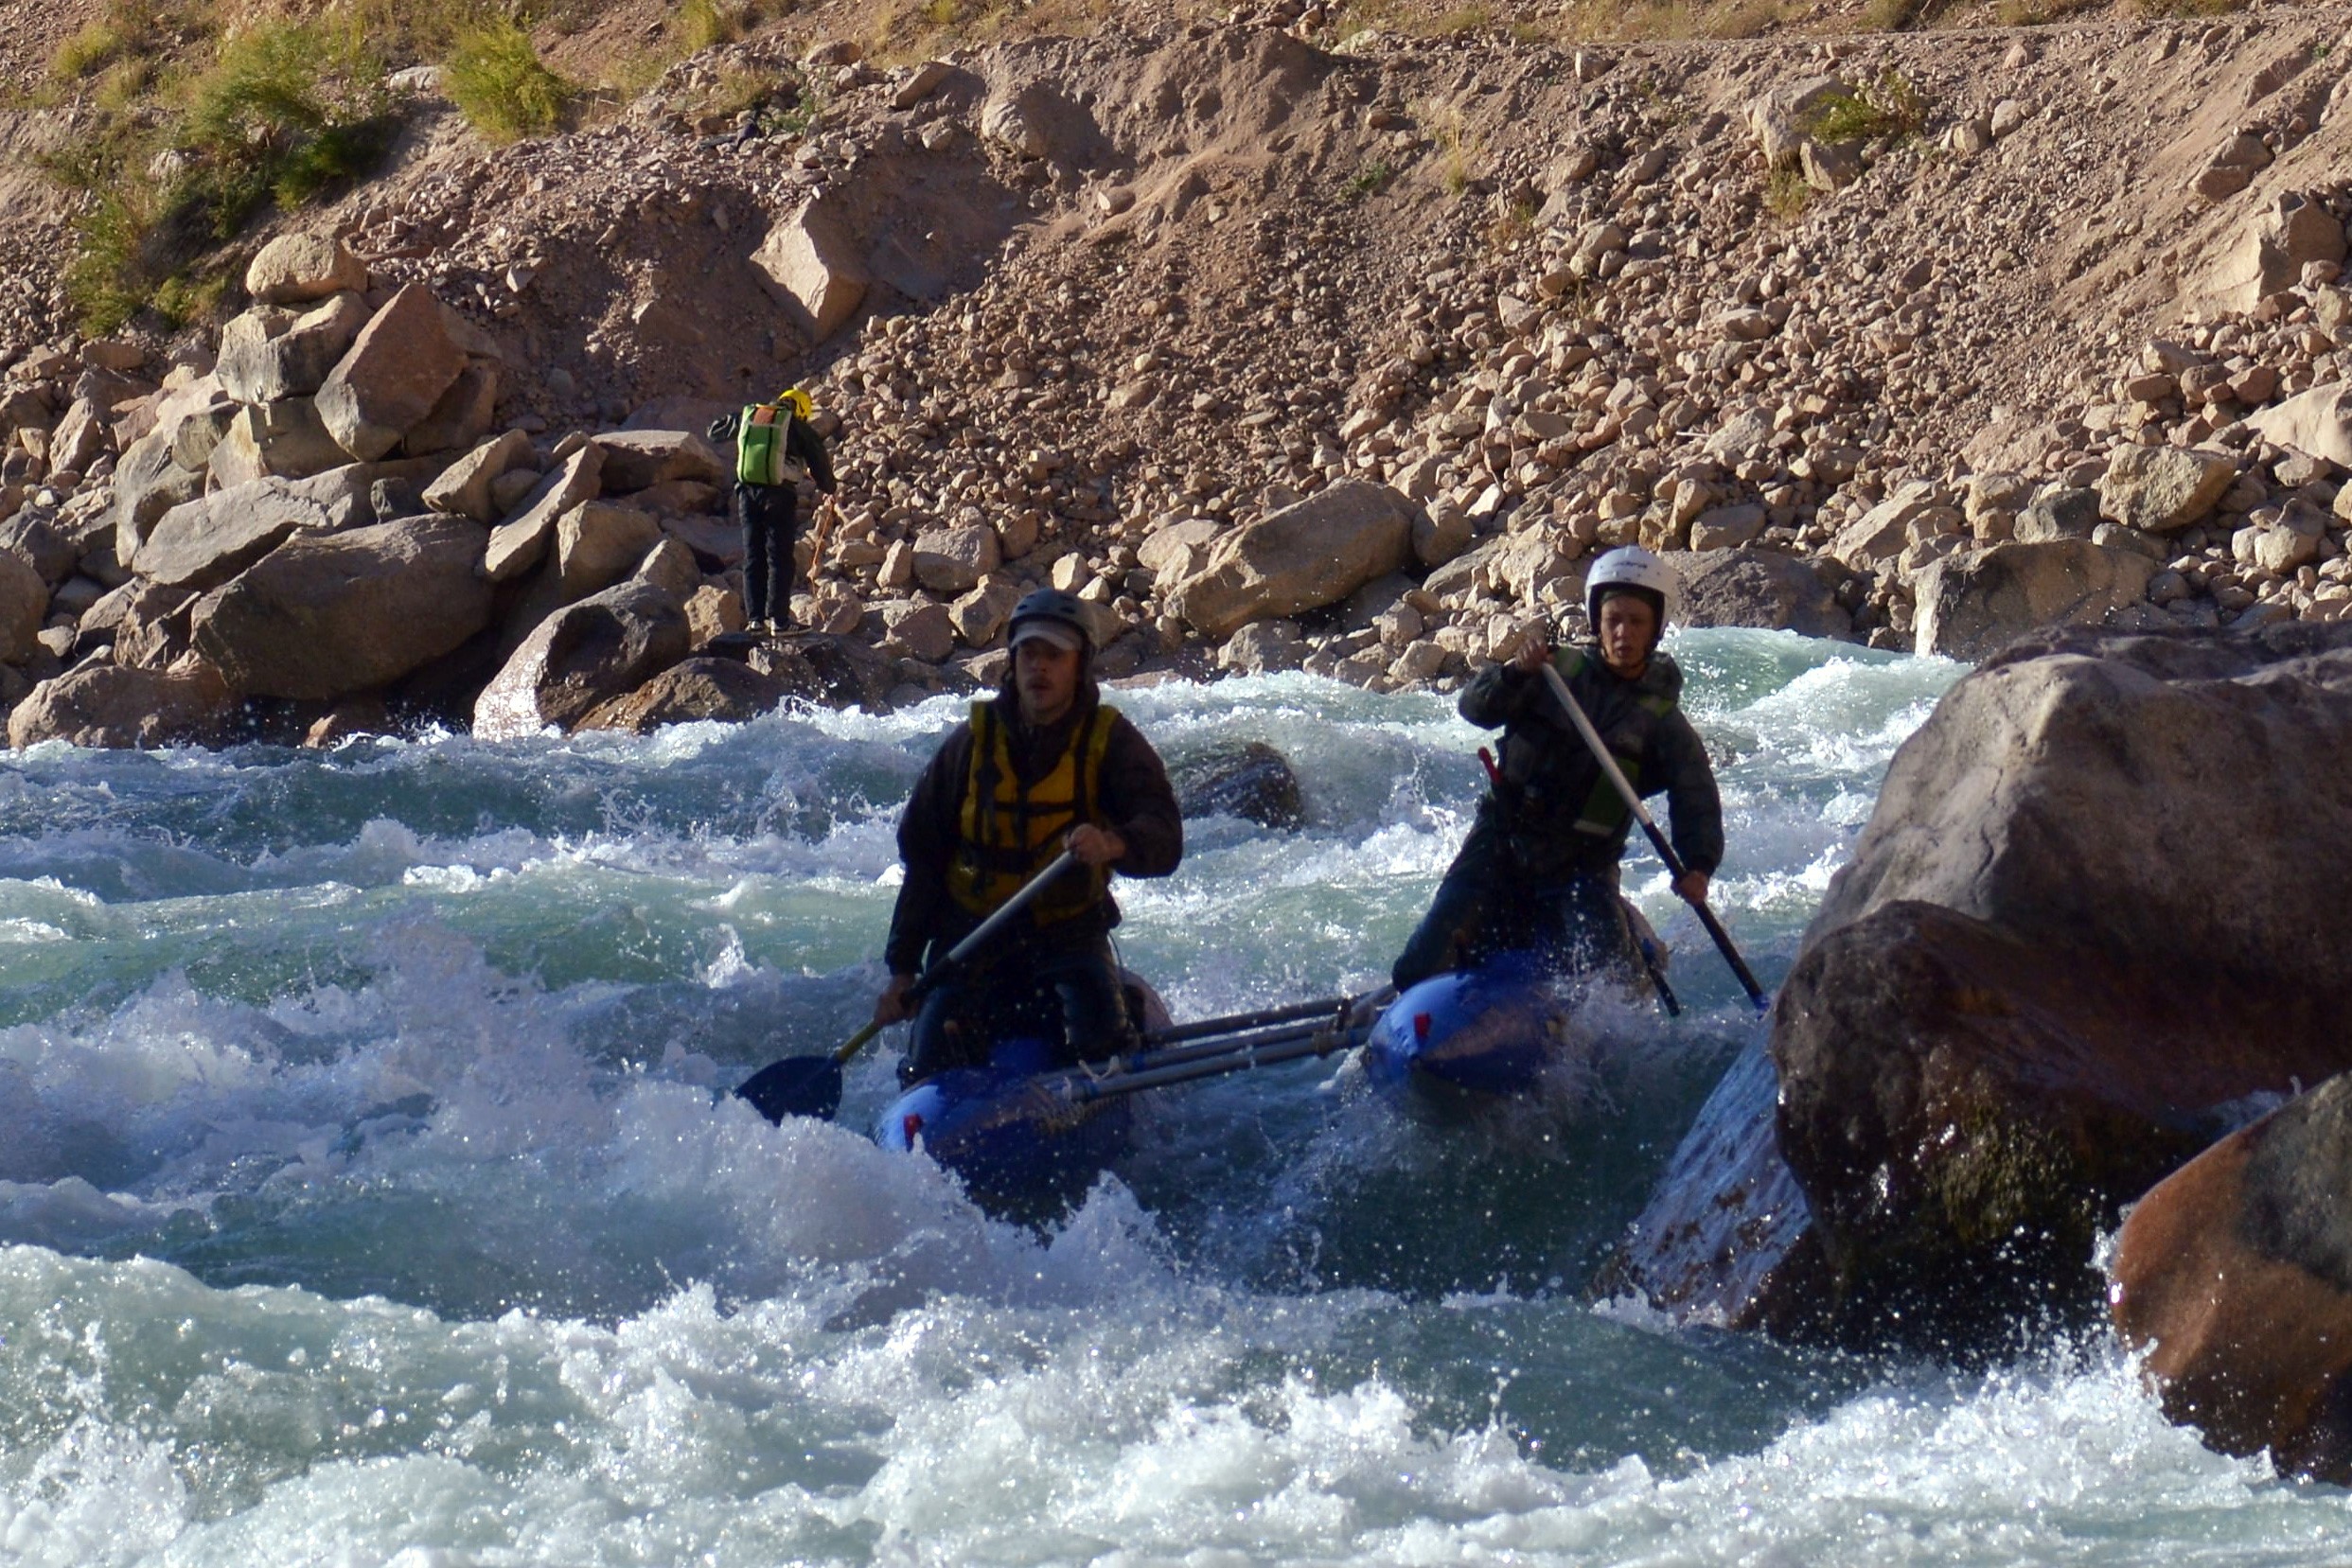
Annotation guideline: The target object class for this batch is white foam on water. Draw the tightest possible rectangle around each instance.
[9,1238,2341,1568]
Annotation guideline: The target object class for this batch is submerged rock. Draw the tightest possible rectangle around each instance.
[1170,741,1305,830]
[1594,1041,1828,1333]
[2111,1070,2352,1483]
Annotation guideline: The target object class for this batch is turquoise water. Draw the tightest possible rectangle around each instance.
[3,629,2343,1564]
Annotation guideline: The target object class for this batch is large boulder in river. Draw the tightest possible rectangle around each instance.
[470,579,690,739]
[8,659,234,749]
[1910,539,2155,661]
[1663,548,1853,641]
[188,515,493,700]
[1595,1042,1829,1334]
[2110,1071,2352,1484]
[1759,625,2352,1350]
[1167,482,1416,641]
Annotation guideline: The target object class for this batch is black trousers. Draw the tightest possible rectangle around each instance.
[737,483,797,625]
[1391,819,1636,992]
[902,932,1135,1084]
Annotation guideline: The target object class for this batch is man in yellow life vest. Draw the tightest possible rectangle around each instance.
[871,590,1184,1083]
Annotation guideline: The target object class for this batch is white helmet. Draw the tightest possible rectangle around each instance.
[1584,545,1681,627]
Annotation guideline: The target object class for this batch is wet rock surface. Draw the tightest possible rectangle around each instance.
[575,656,789,732]
[1619,624,2352,1353]
[1170,740,1306,830]
[2111,1069,2352,1484]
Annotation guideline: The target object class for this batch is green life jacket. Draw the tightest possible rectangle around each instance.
[1490,648,1678,875]
[735,403,810,488]
[1552,646,1676,839]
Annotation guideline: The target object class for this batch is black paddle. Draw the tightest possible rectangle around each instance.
[1539,661,1770,1013]
[735,849,1081,1123]
[1480,741,1680,1018]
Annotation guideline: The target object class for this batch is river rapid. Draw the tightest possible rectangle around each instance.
[1,627,2344,1566]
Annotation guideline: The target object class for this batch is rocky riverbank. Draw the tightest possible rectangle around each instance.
[9,11,2352,742]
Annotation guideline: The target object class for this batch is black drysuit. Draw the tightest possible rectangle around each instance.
[1392,646,1724,991]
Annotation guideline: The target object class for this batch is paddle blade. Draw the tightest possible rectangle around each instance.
[735,1055,844,1123]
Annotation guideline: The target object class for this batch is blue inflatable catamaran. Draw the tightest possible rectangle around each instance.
[858,956,1572,1212]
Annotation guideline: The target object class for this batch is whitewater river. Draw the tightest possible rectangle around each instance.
[2,627,2345,1565]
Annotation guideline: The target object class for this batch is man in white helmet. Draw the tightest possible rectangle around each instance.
[1392,545,1724,992]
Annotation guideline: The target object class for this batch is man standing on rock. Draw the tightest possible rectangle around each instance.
[709,388,837,635]
[871,589,1184,1083]
[1392,546,1724,994]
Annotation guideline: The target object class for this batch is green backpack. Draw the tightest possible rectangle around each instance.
[735,402,810,488]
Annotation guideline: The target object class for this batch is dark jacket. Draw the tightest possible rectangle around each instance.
[707,408,839,495]
[883,678,1183,974]
[1458,645,1724,885]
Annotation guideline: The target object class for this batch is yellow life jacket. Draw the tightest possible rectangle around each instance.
[946,697,1121,924]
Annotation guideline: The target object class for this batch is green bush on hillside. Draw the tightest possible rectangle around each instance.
[445,18,572,142]
[175,19,397,234]
[1810,71,1928,143]
[51,21,131,79]
[50,13,397,333]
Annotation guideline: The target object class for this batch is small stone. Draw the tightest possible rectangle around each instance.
[892,61,953,111]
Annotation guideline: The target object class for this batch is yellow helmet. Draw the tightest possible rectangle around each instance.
[776,388,814,422]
